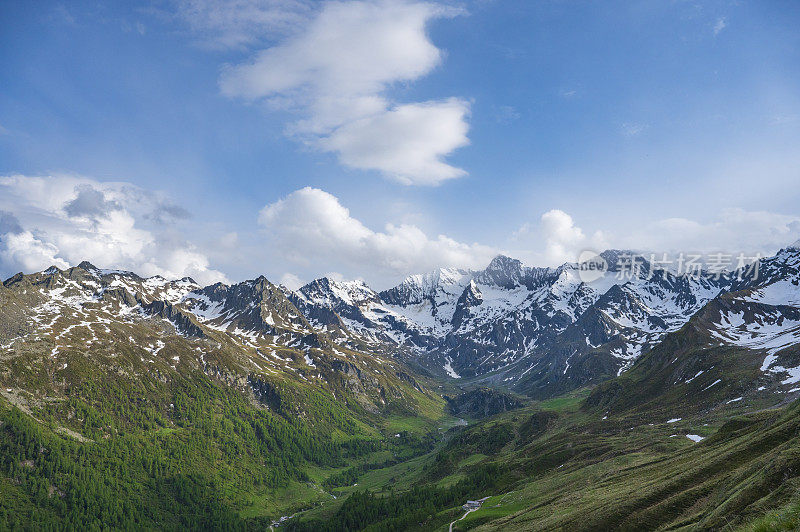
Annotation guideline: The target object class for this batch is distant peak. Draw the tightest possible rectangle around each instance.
[304,276,365,290]
[486,254,522,271]
[77,260,98,271]
[599,249,638,262]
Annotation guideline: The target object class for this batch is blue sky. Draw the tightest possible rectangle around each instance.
[1,0,799,288]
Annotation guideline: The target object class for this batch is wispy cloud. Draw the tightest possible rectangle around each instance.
[173,0,314,49]
[713,17,726,36]
[621,122,647,137]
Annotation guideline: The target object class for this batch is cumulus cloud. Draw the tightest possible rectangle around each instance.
[320,98,469,185]
[220,0,469,185]
[1,232,69,273]
[539,209,608,265]
[258,187,495,283]
[0,175,227,284]
[63,184,121,218]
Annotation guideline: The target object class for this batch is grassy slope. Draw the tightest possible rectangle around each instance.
[442,398,800,531]
[0,361,454,529]
[5,354,800,530]
[284,381,800,531]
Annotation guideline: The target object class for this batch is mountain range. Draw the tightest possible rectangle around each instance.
[3,242,800,529]
[3,244,800,409]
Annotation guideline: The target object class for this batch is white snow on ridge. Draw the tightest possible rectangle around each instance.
[761,354,779,371]
[746,281,800,308]
[711,308,800,355]
[761,352,800,385]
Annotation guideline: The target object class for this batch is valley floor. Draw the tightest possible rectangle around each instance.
[285,387,800,531]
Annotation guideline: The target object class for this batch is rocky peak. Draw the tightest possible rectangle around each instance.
[476,254,524,288]
[486,254,522,274]
[599,249,643,273]
[77,260,99,271]
[379,267,470,307]
[452,280,483,329]
[300,277,378,308]
[2,272,25,288]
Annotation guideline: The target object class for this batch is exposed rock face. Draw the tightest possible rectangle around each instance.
[446,388,525,419]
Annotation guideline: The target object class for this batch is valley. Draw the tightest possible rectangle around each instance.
[1,245,800,530]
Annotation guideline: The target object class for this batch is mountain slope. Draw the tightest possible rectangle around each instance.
[587,246,800,416]
[0,263,457,527]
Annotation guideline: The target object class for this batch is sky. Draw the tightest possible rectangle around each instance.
[1,0,799,289]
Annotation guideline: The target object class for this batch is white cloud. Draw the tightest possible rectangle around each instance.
[713,17,726,36]
[1,232,69,273]
[619,208,800,255]
[279,272,303,290]
[0,175,228,285]
[320,99,469,185]
[220,0,469,185]
[515,207,800,267]
[539,209,608,265]
[258,187,495,284]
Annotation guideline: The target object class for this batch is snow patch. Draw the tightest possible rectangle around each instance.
[443,357,460,379]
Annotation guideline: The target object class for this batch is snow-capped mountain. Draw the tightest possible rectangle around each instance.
[291,251,735,397]
[3,243,800,402]
[0,262,436,417]
[587,243,800,415]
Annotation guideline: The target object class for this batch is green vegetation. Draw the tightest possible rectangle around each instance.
[738,498,800,531]
[0,367,445,530]
[6,354,800,532]
[287,391,800,531]
[289,465,502,532]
